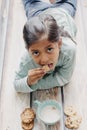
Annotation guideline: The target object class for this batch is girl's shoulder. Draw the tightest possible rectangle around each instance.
[60,37,77,61]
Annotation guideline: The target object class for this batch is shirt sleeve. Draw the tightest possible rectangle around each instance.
[56,43,76,86]
[14,69,42,93]
[13,52,40,93]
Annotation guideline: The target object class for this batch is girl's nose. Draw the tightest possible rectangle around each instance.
[39,54,49,65]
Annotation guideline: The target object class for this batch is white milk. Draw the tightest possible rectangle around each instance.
[41,106,60,123]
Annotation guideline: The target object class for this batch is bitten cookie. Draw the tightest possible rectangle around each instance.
[21,108,35,124]
[65,115,82,129]
[64,106,77,116]
[22,120,34,130]
[42,65,50,72]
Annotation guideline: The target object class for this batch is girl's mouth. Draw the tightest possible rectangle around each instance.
[48,63,53,69]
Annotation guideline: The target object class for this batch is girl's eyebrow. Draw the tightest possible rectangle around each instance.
[31,44,53,52]
[45,44,53,49]
[31,49,39,52]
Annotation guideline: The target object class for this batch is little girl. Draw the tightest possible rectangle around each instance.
[14,0,77,93]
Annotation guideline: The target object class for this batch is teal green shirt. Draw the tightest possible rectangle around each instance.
[14,8,77,93]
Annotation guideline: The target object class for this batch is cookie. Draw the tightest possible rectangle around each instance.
[65,115,82,129]
[64,106,77,116]
[21,108,35,123]
[42,65,50,72]
[22,120,34,130]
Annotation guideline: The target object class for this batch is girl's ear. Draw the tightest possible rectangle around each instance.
[58,38,62,49]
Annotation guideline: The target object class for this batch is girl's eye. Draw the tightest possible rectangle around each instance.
[32,51,39,56]
[47,48,54,53]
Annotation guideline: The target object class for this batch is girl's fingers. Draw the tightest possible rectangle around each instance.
[31,68,43,71]
[27,68,46,85]
[28,73,44,85]
[29,72,45,80]
[28,69,45,76]
[33,74,44,80]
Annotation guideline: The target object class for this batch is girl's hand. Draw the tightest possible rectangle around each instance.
[27,68,45,86]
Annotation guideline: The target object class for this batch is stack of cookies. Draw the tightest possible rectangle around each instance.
[21,108,36,130]
[64,106,82,129]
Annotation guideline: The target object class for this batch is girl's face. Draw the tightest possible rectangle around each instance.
[29,39,62,70]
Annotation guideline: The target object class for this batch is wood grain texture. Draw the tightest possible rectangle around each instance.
[63,0,87,129]
[32,88,61,130]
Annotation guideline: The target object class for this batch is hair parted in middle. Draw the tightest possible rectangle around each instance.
[23,14,60,48]
[23,14,76,49]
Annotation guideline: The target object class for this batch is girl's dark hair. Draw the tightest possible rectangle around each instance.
[23,14,76,48]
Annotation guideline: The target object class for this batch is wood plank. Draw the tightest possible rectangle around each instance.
[63,0,87,129]
[31,87,64,130]
[0,0,10,89]
[0,0,27,129]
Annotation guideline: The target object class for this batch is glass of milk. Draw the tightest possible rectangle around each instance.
[34,100,61,125]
